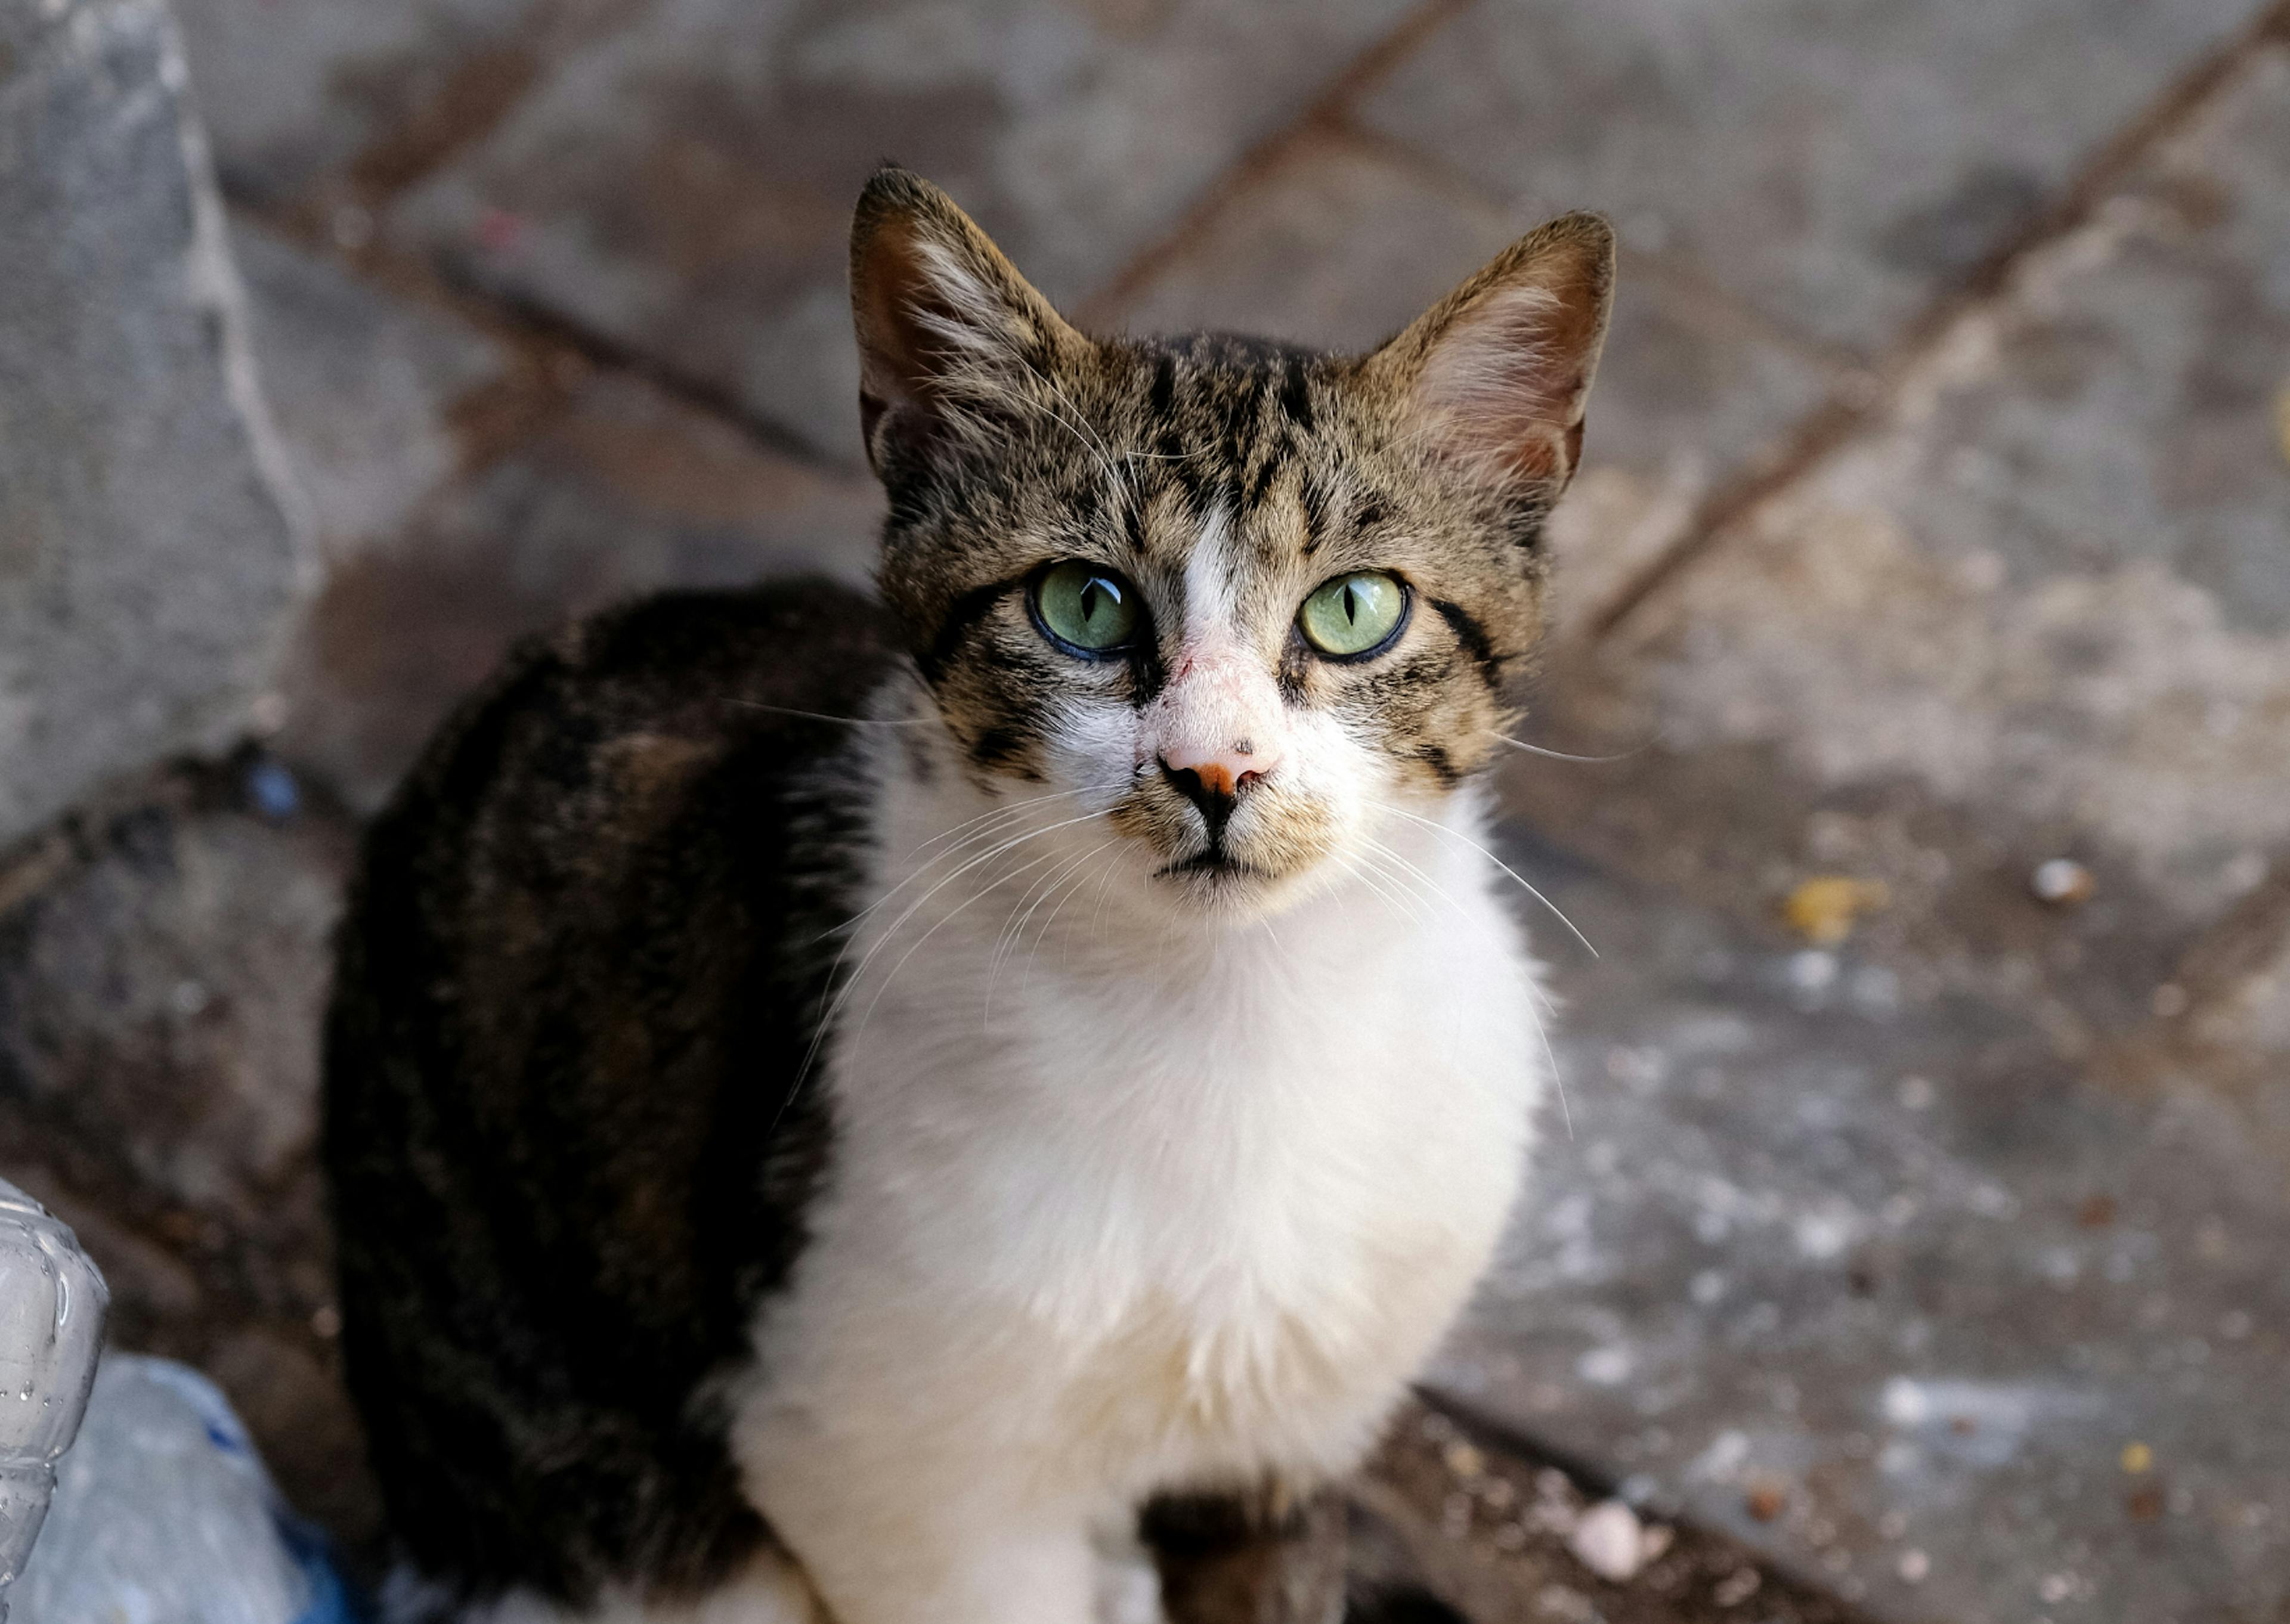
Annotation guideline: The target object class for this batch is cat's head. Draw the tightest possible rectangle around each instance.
[850,167,1613,922]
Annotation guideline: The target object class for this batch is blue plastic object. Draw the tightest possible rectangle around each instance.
[10,1356,353,1624]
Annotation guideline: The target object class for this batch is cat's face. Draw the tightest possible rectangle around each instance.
[850,170,1613,922]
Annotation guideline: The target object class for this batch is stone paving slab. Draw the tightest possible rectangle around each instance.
[274,365,882,809]
[172,0,544,207]
[233,219,515,561]
[379,0,1418,461]
[1358,0,2264,358]
[1430,36,2290,1624]
[1606,41,2290,913]
[213,213,884,810]
[0,0,311,850]
[1440,819,2290,1622]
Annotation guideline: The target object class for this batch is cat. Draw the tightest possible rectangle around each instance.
[323,165,1613,1624]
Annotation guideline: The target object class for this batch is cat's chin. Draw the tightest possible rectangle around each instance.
[1144,847,1316,922]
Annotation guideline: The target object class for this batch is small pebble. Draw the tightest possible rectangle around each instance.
[1443,1440,1486,1480]
[2031,858,2094,905]
[1783,876,1890,944]
[1567,1499,1647,1582]
[1712,1566,1762,1607]
[1744,1479,1787,1522]
[2040,1573,2074,1604]
[1898,1548,1930,1583]
[1534,1583,1596,1623]
[310,1304,342,1339]
[2121,1442,2153,1474]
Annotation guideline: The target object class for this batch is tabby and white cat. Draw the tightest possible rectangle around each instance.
[324,168,1613,1624]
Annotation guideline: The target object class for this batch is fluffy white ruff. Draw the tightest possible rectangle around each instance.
[716,707,1549,1624]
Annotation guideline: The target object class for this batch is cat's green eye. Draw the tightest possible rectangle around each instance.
[1031,560,1141,656]
[1298,571,1408,659]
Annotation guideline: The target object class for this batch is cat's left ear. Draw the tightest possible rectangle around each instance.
[1364,213,1616,494]
[849,165,1092,477]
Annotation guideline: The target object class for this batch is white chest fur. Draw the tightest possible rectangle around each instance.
[728,750,1548,1623]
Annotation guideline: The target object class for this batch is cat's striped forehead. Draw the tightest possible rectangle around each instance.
[900,336,1528,607]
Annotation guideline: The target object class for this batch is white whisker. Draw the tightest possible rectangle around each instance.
[1367,799,1598,960]
[722,699,936,728]
[776,807,1111,1125]
[1484,730,1645,764]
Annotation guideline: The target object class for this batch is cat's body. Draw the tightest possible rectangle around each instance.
[327,172,1613,1624]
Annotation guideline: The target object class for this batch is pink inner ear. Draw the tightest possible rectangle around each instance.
[853,220,949,409]
[1416,283,1601,484]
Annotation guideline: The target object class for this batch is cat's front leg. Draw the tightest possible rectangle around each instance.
[1143,1485,1347,1624]
[788,1519,1100,1624]
[753,1453,1103,1624]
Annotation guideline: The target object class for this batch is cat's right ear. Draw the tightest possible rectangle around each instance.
[1363,212,1616,497]
[849,166,1088,478]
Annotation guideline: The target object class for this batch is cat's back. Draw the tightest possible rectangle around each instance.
[323,578,893,1604]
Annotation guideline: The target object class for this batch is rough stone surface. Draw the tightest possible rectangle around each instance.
[1359,0,2261,356]
[1358,1402,1865,1623]
[233,219,513,563]
[274,368,882,809]
[171,0,545,207]
[0,0,311,851]
[381,0,1418,460]
[0,762,378,1549]
[1440,810,2290,1624]
[1614,45,2290,910]
[1423,38,2290,1624]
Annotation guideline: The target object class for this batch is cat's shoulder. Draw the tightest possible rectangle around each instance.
[372,577,897,860]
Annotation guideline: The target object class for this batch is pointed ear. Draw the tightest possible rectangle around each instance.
[1365,213,1616,492]
[849,166,1091,476]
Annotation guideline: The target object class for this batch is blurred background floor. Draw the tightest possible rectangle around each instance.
[4,0,2289,1618]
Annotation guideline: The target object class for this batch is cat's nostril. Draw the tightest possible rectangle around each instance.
[1158,756,1260,832]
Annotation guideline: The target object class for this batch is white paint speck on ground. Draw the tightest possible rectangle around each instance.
[1576,1345,1633,1386]
[1568,1499,1648,1582]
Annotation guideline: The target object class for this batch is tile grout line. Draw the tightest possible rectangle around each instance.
[1586,0,2290,642]
[337,0,663,215]
[1075,0,1481,330]
[227,194,850,476]
[233,0,1486,479]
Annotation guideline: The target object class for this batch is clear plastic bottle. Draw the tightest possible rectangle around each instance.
[0,1181,107,1624]
[12,1356,347,1624]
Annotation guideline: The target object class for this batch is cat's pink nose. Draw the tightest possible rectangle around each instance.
[1158,740,1278,807]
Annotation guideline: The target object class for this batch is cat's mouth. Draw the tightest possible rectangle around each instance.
[1153,846,1274,885]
